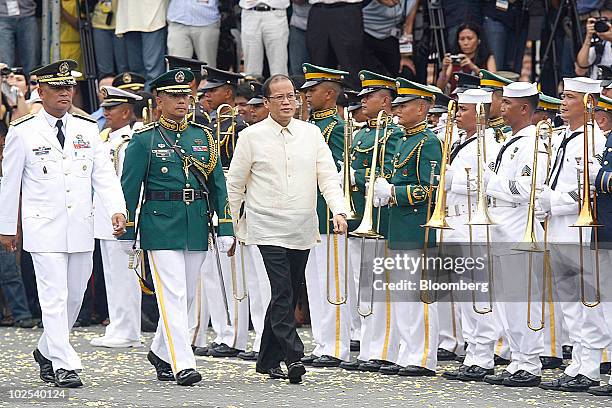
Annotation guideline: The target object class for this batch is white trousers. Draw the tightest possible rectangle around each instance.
[32,252,93,371]
[99,239,141,342]
[305,234,351,361]
[438,294,464,355]
[167,21,220,68]
[189,265,211,348]
[243,244,271,352]
[149,250,204,374]
[202,245,249,351]
[494,253,545,376]
[241,9,289,77]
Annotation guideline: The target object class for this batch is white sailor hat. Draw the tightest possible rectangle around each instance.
[563,77,602,94]
[457,88,492,104]
[100,85,143,107]
[502,81,538,98]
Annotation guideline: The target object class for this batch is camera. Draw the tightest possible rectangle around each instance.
[450,55,464,64]
[0,67,10,76]
[594,17,610,33]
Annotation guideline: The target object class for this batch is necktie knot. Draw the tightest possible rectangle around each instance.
[55,119,63,130]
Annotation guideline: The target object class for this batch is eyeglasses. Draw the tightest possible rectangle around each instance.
[30,80,38,85]
[266,93,297,102]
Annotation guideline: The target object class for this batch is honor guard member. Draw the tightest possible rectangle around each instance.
[247,81,269,124]
[338,70,403,373]
[538,77,606,392]
[0,59,127,388]
[300,63,352,368]
[533,93,562,126]
[479,70,513,143]
[586,94,612,396]
[428,91,451,135]
[483,82,547,387]
[91,86,144,349]
[201,67,247,168]
[165,55,211,125]
[371,78,442,376]
[119,68,235,386]
[112,72,146,92]
[440,89,507,382]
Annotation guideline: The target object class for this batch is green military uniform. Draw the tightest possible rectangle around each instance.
[387,79,442,250]
[121,69,233,250]
[351,70,403,235]
[479,70,513,143]
[538,93,562,112]
[301,63,348,233]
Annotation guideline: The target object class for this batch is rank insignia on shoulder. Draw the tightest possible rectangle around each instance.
[72,113,97,124]
[192,146,208,152]
[521,165,531,176]
[595,154,603,164]
[10,113,34,126]
[32,146,51,155]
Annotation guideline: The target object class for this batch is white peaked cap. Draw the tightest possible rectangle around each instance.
[457,88,492,104]
[101,85,143,101]
[503,81,538,98]
[563,77,601,94]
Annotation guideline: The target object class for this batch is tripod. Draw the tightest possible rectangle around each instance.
[414,0,447,84]
[539,0,583,95]
[76,0,98,112]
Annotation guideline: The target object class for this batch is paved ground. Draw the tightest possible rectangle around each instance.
[0,325,610,408]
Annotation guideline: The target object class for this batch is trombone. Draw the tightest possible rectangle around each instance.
[467,102,495,314]
[142,99,154,125]
[326,108,359,305]
[230,242,248,301]
[570,93,601,308]
[513,120,553,331]
[216,103,237,170]
[350,110,388,317]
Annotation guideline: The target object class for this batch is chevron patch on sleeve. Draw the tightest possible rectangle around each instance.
[521,165,531,176]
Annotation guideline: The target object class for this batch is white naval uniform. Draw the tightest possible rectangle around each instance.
[0,110,126,371]
[93,124,142,346]
[442,128,506,369]
[546,124,606,378]
[486,124,547,376]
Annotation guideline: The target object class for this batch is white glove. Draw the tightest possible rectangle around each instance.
[217,236,235,253]
[119,240,137,255]
[534,202,549,222]
[338,162,356,187]
[372,177,392,207]
[573,159,601,181]
[482,167,494,187]
[538,185,553,213]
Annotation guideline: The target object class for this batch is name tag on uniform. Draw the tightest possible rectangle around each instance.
[32,146,51,156]
[73,135,91,149]
[192,146,208,152]
[152,149,171,158]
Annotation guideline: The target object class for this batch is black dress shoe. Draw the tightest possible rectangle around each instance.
[600,362,611,375]
[192,346,209,356]
[398,365,436,377]
[73,319,90,328]
[559,374,599,392]
[339,360,365,371]
[442,364,468,380]
[287,361,306,384]
[312,355,342,368]
[379,364,401,375]
[358,359,388,372]
[266,366,287,380]
[176,368,202,386]
[484,370,512,385]
[587,384,612,396]
[208,343,242,357]
[502,370,541,387]
[562,345,573,360]
[437,348,457,361]
[350,340,360,352]
[494,355,510,366]
[203,342,219,356]
[540,356,564,370]
[455,355,465,363]
[15,318,40,328]
[54,369,83,388]
[539,373,575,391]
[457,365,494,381]
[237,351,258,361]
[37,320,44,328]
[33,349,54,383]
[301,354,318,366]
[147,351,174,381]
[141,315,157,333]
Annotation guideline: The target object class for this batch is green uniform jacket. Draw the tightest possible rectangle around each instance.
[351,117,403,237]
[387,124,442,250]
[311,108,345,234]
[120,121,233,251]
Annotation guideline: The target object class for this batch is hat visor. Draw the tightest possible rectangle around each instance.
[44,79,77,87]
[357,88,378,97]
[199,81,225,91]
[347,104,362,113]
[429,107,447,113]
[247,97,264,105]
[392,95,420,105]
[118,84,145,91]
[300,80,321,90]
[100,100,125,108]
[603,79,612,88]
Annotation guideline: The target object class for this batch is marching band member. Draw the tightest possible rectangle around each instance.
[90,86,144,349]
[479,70,513,144]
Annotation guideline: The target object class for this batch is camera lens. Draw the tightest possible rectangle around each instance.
[594,20,610,33]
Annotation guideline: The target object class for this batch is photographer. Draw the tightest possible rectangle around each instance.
[0,64,29,123]
[576,12,612,79]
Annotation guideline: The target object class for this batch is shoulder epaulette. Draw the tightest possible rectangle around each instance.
[9,113,34,127]
[133,123,155,134]
[72,113,97,124]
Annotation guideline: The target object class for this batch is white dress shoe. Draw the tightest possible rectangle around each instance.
[90,336,143,348]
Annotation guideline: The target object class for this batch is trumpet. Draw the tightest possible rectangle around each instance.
[570,93,601,308]
[326,108,359,305]
[350,110,388,317]
[513,120,553,331]
[216,103,237,170]
[467,102,495,314]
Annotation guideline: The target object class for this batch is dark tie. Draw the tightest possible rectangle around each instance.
[55,119,65,148]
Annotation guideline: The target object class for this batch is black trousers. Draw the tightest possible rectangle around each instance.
[306,3,363,90]
[362,33,400,78]
[256,245,310,371]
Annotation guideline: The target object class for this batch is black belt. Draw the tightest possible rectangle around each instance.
[248,5,278,11]
[312,2,356,8]
[145,189,205,203]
